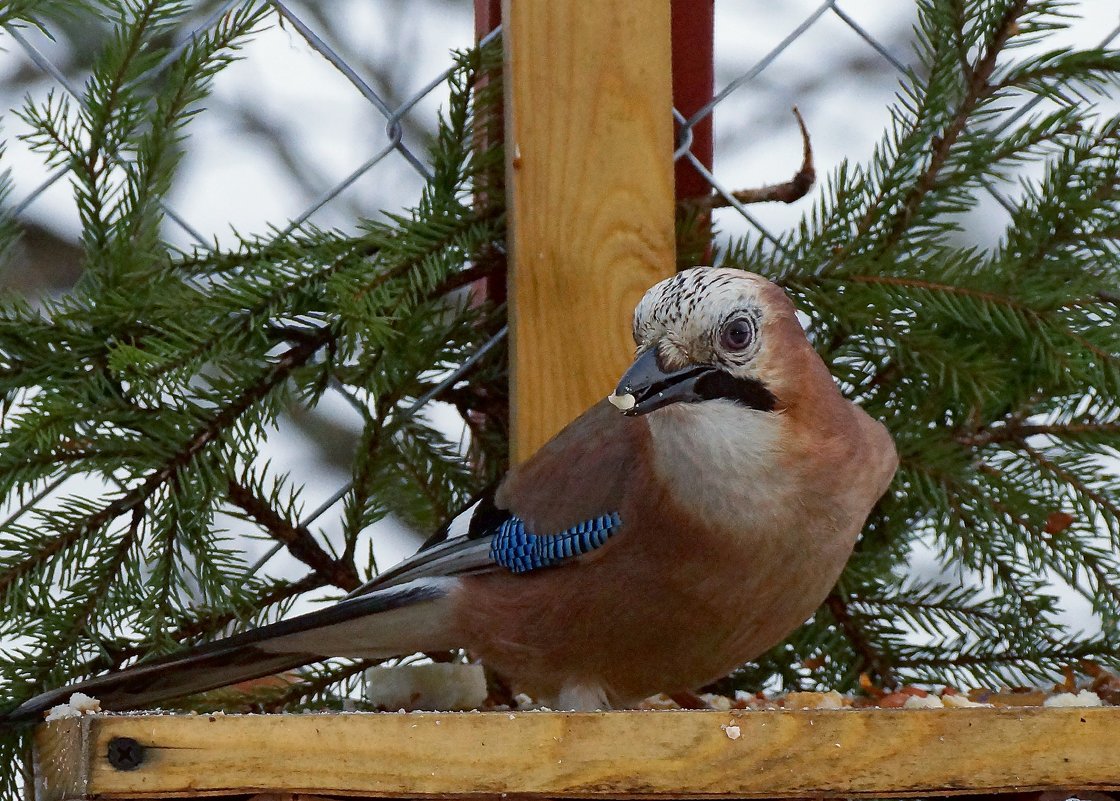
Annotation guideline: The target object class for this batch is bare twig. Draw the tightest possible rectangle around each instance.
[684,107,815,212]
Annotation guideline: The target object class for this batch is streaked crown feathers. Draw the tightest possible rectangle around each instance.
[632,267,772,371]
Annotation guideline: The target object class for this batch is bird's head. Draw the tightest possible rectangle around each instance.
[609,267,809,417]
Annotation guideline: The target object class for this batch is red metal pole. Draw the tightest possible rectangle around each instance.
[670,0,715,266]
[671,0,714,201]
[473,0,506,305]
[474,0,501,47]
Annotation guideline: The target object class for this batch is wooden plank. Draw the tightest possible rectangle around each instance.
[33,708,1120,800]
[503,0,676,462]
[32,718,88,801]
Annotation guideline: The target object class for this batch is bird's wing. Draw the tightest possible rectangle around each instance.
[348,490,510,594]
[354,400,646,594]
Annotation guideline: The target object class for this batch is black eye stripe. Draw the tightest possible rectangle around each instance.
[694,372,776,412]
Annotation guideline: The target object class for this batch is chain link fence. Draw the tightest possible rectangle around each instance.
[1,0,1116,623]
[0,1,496,594]
[685,1,1120,253]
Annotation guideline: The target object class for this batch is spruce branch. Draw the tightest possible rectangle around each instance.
[1019,443,1120,532]
[76,0,164,256]
[824,592,897,687]
[51,505,144,647]
[880,9,1006,246]
[959,422,1120,447]
[850,590,1003,632]
[0,11,509,796]
[24,572,330,717]
[0,0,91,29]
[0,331,330,598]
[895,637,1120,672]
[88,572,328,675]
[994,48,1120,96]
[117,4,266,253]
[138,251,354,382]
[226,479,359,591]
[816,272,1118,366]
[257,658,379,712]
[897,460,1058,622]
[818,0,1031,272]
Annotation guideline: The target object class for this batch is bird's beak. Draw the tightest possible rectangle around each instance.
[607,346,717,416]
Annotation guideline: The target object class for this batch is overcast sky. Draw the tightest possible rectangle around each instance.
[0,0,1116,634]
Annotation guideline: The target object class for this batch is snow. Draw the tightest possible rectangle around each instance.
[44,692,101,721]
[903,694,944,709]
[1043,690,1104,708]
[941,694,990,709]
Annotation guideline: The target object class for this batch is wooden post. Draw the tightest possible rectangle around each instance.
[503,1,676,462]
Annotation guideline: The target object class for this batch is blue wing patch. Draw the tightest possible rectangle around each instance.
[489,512,622,573]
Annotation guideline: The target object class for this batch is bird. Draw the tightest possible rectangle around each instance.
[3,266,897,722]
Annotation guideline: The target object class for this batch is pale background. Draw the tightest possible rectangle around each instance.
[0,0,1116,652]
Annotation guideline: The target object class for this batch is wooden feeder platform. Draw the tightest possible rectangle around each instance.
[34,707,1120,801]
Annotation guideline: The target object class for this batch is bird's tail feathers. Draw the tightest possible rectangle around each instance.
[3,579,456,726]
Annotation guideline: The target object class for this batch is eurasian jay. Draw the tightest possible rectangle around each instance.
[4,266,897,720]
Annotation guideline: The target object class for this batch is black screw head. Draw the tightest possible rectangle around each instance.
[106,736,145,771]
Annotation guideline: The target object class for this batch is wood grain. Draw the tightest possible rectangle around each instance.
[503,0,676,462]
[33,708,1120,800]
[32,717,87,801]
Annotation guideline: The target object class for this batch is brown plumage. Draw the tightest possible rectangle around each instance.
[457,270,896,708]
[3,267,896,722]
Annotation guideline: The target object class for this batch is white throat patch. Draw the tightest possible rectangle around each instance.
[646,400,785,530]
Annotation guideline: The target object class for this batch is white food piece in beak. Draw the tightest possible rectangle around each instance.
[607,392,636,411]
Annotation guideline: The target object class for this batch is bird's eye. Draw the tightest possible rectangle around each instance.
[720,318,755,351]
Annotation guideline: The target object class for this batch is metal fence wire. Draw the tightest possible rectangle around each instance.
[0,1,503,586]
[678,1,1120,249]
[1,1,1117,600]
[6,1,474,245]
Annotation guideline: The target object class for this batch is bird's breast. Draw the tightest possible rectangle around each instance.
[645,400,791,532]
[455,397,883,707]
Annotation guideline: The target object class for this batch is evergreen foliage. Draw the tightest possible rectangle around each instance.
[0,0,1117,796]
[0,3,505,794]
[721,0,1120,694]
